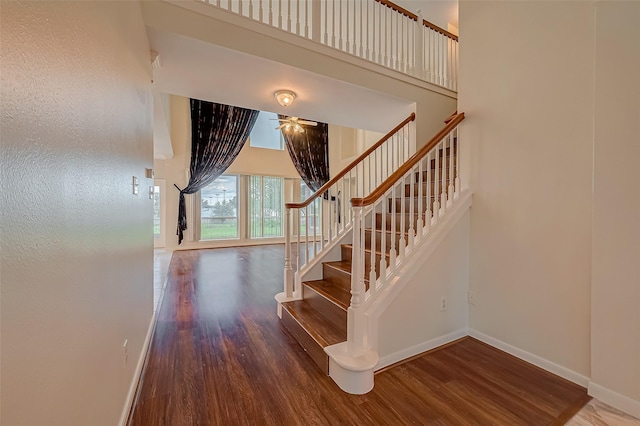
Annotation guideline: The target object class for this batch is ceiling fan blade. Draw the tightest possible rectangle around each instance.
[298,120,318,126]
[275,124,286,130]
[270,118,290,122]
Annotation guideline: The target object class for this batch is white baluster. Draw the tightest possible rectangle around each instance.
[377,2,382,64]
[394,11,399,70]
[448,131,455,204]
[296,209,301,271]
[432,146,439,225]
[399,178,406,258]
[278,0,283,28]
[414,10,423,79]
[454,126,460,196]
[441,138,448,214]
[305,0,309,38]
[359,0,363,57]
[284,207,294,297]
[295,0,300,35]
[268,0,273,25]
[380,193,387,286]
[338,0,343,50]
[383,6,388,66]
[323,0,329,44]
[365,0,370,60]
[348,206,365,357]
[425,151,432,232]
[408,168,415,249]
[313,198,317,257]
[345,0,350,53]
[287,0,292,31]
[389,184,397,269]
[399,15,405,72]
[416,157,424,239]
[305,204,309,264]
[369,203,377,295]
[332,0,336,47]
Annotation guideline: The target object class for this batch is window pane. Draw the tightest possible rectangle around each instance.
[250,176,283,238]
[299,181,322,236]
[249,112,283,150]
[200,175,238,240]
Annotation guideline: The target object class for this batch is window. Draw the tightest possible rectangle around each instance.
[250,175,284,238]
[249,112,284,150]
[299,181,322,236]
[200,175,238,240]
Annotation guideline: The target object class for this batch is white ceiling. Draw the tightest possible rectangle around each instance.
[146,27,415,134]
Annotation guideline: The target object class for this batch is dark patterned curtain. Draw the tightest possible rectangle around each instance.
[175,99,259,244]
[279,115,330,192]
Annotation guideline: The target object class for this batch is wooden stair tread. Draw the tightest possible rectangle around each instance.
[323,260,353,275]
[281,300,346,348]
[304,279,350,310]
[341,244,390,259]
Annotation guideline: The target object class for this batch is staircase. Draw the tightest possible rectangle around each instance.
[281,146,456,374]
[276,112,466,393]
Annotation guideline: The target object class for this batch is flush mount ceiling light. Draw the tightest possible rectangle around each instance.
[274,90,296,107]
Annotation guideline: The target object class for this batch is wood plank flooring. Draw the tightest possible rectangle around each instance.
[129,245,589,425]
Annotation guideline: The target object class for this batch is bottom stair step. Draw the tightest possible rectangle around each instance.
[281,300,347,374]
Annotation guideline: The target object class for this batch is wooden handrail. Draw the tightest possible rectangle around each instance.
[373,0,458,41]
[286,112,416,209]
[374,0,417,20]
[444,111,458,124]
[352,112,465,207]
[422,19,458,41]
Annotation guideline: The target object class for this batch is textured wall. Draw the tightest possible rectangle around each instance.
[591,1,640,414]
[0,2,153,425]
[459,1,594,379]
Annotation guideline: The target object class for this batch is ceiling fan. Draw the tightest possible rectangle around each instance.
[273,116,318,133]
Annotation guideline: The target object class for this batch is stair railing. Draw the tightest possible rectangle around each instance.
[348,112,465,356]
[194,0,458,90]
[283,113,415,299]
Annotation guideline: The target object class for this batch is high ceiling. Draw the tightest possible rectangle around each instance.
[147,28,415,134]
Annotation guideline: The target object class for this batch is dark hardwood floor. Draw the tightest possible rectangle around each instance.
[129,245,589,425]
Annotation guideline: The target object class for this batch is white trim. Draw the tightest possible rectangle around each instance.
[119,313,156,426]
[375,328,468,371]
[468,328,590,388]
[588,382,640,419]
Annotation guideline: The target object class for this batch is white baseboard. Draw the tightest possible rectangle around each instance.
[588,382,640,419]
[119,312,156,426]
[376,328,468,371]
[468,329,590,387]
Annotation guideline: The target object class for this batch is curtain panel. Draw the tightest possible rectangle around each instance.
[175,99,259,244]
[280,115,330,193]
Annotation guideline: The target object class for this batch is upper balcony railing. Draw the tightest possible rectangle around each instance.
[197,0,458,91]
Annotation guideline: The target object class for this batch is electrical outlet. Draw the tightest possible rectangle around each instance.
[440,297,447,311]
[123,339,128,367]
[468,291,476,305]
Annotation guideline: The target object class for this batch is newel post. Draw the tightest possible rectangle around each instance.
[413,9,424,79]
[347,206,366,357]
[284,206,294,298]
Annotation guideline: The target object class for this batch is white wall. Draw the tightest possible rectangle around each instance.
[459,1,594,379]
[0,2,153,425]
[377,210,469,366]
[591,1,640,415]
